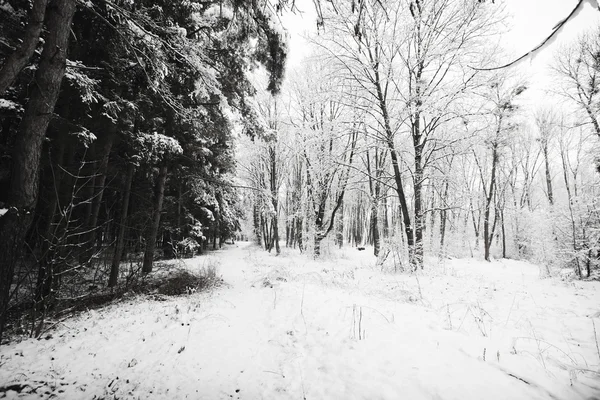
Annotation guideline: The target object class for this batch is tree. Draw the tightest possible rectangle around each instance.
[553,28,600,138]
[475,75,527,261]
[0,0,77,342]
[0,0,290,340]
[290,61,358,257]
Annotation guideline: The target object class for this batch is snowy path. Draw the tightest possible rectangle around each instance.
[1,243,599,399]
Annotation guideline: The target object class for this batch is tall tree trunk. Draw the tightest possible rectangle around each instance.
[412,114,424,269]
[0,0,48,94]
[296,216,303,252]
[336,201,344,249]
[0,0,76,342]
[439,179,449,255]
[86,128,116,255]
[253,202,262,247]
[269,146,280,255]
[142,164,168,274]
[500,207,506,259]
[382,193,389,239]
[484,142,499,262]
[109,163,134,287]
[35,138,66,311]
[370,200,380,256]
[35,137,66,294]
[543,141,554,205]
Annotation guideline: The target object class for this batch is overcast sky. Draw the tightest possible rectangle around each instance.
[279,0,600,105]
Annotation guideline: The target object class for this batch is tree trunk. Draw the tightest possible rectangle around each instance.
[142,164,168,274]
[87,129,116,253]
[35,137,66,310]
[253,203,262,247]
[296,216,303,252]
[314,234,323,257]
[269,146,280,255]
[109,163,134,287]
[543,142,554,205]
[484,142,499,262]
[0,0,48,94]
[371,200,380,256]
[439,179,449,254]
[0,0,76,342]
[336,201,344,249]
[382,193,389,239]
[413,138,424,269]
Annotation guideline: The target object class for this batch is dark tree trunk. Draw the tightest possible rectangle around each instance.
[371,201,380,256]
[0,0,76,342]
[109,163,134,287]
[296,216,303,252]
[439,179,449,253]
[382,194,389,239]
[253,203,262,247]
[142,164,168,274]
[269,146,280,255]
[0,0,48,94]
[484,142,499,262]
[35,138,66,310]
[86,129,116,255]
[336,201,344,249]
[413,143,424,268]
[543,142,554,205]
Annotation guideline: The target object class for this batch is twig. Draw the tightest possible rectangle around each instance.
[263,370,285,378]
[505,292,517,326]
[300,282,307,334]
[592,318,600,363]
[507,373,530,385]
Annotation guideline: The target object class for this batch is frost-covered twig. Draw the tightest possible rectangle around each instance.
[592,318,600,363]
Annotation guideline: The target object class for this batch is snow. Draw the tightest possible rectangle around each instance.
[1,243,599,399]
[0,99,23,113]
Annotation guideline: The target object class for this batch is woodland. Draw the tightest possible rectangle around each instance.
[0,0,600,350]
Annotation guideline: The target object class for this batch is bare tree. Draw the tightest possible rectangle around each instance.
[475,75,527,261]
[553,28,600,138]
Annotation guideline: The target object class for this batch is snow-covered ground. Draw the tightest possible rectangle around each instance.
[1,242,599,399]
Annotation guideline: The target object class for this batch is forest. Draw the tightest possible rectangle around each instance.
[0,0,600,398]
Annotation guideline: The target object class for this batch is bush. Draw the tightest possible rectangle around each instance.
[156,267,221,296]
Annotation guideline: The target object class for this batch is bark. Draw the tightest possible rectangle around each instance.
[336,201,344,249]
[87,129,116,251]
[370,201,380,256]
[253,203,262,246]
[439,179,449,252]
[413,138,424,268]
[500,207,506,259]
[142,164,168,274]
[543,141,554,205]
[295,216,303,252]
[382,194,389,238]
[0,0,48,94]
[0,0,76,342]
[269,146,280,255]
[35,138,66,309]
[109,163,134,287]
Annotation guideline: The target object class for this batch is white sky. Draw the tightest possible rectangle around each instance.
[279,0,600,105]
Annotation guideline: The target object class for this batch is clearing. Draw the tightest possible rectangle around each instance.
[1,242,599,399]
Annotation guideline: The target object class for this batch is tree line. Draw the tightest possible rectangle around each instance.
[0,0,287,341]
[241,0,600,280]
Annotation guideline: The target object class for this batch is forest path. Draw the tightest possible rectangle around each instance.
[0,242,599,399]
